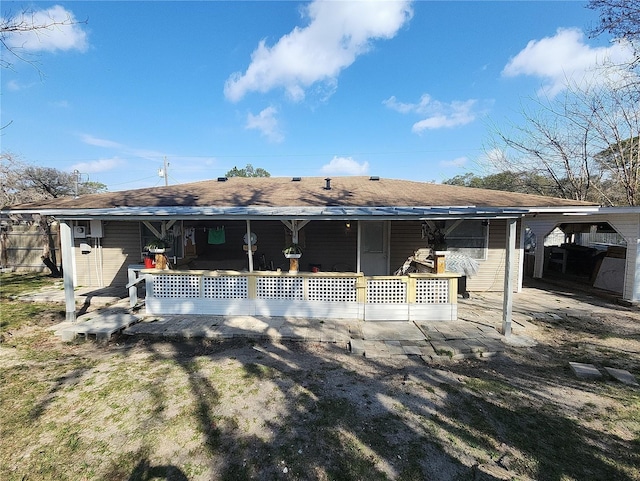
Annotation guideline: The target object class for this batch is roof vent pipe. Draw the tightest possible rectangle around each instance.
[324,177,331,190]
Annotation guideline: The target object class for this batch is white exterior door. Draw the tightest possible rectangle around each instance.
[359,221,389,276]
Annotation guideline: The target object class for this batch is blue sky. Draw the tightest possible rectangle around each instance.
[1,1,634,192]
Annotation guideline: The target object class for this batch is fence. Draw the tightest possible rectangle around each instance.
[0,223,59,271]
[139,269,460,321]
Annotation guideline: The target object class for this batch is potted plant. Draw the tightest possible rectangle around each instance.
[283,243,302,274]
[146,238,169,254]
[427,228,447,253]
[282,243,303,259]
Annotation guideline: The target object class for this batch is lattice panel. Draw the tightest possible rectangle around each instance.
[153,275,200,298]
[256,277,304,300]
[203,276,248,299]
[415,278,449,304]
[307,277,358,302]
[366,279,407,304]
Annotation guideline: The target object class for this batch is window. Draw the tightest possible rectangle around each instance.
[444,220,488,260]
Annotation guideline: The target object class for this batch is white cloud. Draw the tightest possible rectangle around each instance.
[502,27,635,97]
[3,5,88,53]
[384,94,486,132]
[321,156,369,175]
[80,134,124,149]
[71,157,123,174]
[224,0,413,102]
[79,133,169,162]
[439,157,468,168]
[245,106,284,143]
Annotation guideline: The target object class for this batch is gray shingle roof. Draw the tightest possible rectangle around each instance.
[5,176,598,211]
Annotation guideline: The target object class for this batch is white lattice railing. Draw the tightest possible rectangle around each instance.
[142,270,459,321]
[415,278,450,304]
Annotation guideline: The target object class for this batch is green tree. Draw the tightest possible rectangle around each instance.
[225,164,271,178]
[443,171,564,197]
[444,171,523,191]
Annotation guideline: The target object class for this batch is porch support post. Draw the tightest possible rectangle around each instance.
[246,219,254,272]
[60,221,76,323]
[502,218,517,336]
[634,220,640,302]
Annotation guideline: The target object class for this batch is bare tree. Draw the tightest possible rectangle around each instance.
[589,0,640,53]
[488,70,640,206]
[488,93,599,202]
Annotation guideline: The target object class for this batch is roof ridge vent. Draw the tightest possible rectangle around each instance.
[324,177,332,190]
[369,176,380,181]
[217,177,228,182]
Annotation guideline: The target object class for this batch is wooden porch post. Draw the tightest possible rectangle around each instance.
[502,218,517,336]
[60,221,76,323]
[634,226,640,302]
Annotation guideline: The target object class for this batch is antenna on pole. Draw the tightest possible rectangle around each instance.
[158,157,169,186]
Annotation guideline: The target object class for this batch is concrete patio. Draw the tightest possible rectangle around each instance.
[34,278,633,361]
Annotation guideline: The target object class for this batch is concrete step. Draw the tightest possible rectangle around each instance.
[55,308,140,341]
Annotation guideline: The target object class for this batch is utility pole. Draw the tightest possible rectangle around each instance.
[72,169,88,198]
[158,157,169,186]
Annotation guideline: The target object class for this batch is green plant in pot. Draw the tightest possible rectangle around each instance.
[146,238,170,253]
[282,243,303,258]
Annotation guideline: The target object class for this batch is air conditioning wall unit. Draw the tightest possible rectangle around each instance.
[73,225,87,238]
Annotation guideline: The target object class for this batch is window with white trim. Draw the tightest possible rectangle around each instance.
[444,220,488,260]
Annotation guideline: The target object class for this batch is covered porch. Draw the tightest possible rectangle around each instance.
[56,212,523,336]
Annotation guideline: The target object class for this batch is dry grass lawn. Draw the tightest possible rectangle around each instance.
[1,273,639,481]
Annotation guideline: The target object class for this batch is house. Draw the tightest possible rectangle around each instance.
[3,176,638,333]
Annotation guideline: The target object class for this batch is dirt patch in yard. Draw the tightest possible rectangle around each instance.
[1,285,639,481]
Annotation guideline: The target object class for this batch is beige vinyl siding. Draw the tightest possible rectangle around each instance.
[181,220,358,273]
[389,221,425,272]
[74,221,141,288]
[299,221,357,272]
[389,219,521,292]
[466,219,521,292]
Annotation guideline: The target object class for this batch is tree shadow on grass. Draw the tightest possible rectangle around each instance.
[433,373,639,481]
[110,336,474,480]
[127,458,189,481]
[103,322,638,481]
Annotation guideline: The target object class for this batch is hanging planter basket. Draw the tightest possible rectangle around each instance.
[282,244,303,258]
[146,238,170,254]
